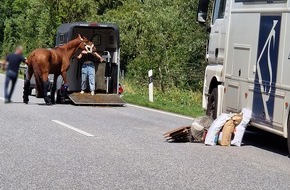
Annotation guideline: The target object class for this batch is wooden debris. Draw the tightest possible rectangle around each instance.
[163,126,192,142]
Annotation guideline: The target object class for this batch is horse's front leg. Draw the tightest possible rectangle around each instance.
[61,65,70,96]
[61,71,68,85]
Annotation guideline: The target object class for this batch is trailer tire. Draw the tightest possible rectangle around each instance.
[206,88,218,120]
[287,114,290,157]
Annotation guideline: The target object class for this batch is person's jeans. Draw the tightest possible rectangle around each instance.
[81,62,95,91]
[4,70,18,101]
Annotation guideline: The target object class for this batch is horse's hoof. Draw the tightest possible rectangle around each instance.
[23,99,29,104]
[44,97,52,105]
[45,100,52,106]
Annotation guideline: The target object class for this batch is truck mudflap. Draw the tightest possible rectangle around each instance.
[68,93,125,106]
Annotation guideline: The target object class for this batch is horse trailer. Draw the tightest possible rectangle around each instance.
[197,0,290,154]
[26,22,125,106]
[54,22,124,105]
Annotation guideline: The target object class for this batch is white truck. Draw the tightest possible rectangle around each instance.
[197,0,290,154]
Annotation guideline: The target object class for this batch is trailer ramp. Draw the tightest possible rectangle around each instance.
[68,93,125,106]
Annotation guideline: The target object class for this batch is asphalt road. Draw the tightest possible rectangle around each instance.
[0,74,290,190]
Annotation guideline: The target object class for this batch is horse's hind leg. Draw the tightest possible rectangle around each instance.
[50,75,58,104]
[42,73,52,105]
[23,66,33,104]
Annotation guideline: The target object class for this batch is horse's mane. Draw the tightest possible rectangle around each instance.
[53,37,81,51]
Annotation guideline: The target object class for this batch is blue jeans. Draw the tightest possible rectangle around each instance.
[4,70,18,101]
[81,62,95,91]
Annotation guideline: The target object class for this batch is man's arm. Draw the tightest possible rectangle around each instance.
[77,50,87,59]
[77,53,83,60]
[3,55,10,70]
[93,52,105,62]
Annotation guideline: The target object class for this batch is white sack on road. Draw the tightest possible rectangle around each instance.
[205,113,232,146]
[231,108,252,147]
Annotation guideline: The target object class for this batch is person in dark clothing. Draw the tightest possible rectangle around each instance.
[4,46,26,103]
[77,49,104,95]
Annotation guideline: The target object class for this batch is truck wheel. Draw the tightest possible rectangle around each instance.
[206,88,218,119]
[287,114,290,157]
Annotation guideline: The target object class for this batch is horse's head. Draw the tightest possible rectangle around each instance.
[78,34,96,53]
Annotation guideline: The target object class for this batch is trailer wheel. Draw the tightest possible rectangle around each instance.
[287,114,290,157]
[206,88,218,120]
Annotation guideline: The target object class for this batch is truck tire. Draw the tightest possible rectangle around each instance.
[206,88,218,120]
[287,114,290,157]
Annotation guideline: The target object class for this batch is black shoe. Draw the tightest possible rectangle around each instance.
[4,100,11,104]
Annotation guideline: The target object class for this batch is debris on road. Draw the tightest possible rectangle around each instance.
[230,108,252,146]
[164,109,252,147]
[189,116,213,142]
[163,126,191,142]
[163,116,213,143]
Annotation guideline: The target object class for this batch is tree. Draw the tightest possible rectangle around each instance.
[0,0,208,92]
[101,0,207,91]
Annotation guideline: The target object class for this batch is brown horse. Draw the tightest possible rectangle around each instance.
[23,34,94,105]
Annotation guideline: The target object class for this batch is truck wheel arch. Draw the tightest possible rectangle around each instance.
[208,77,220,95]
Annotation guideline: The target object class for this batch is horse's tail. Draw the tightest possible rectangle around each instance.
[26,50,37,67]
[29,51,44,97]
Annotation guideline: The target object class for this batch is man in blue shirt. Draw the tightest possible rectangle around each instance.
[4,46,26,103]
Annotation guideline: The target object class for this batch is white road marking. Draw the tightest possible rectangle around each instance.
[52,120,94,137]
[126,104,194,120]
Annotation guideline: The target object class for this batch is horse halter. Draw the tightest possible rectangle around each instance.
[79,36,94,53]
[84,43,95,53]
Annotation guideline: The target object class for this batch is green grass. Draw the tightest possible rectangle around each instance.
[122,81,205,117]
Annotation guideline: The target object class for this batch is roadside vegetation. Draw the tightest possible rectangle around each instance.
[0,0,208,117]
[123,80,204,117]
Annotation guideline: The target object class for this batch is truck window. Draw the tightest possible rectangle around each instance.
[212,0,226,24]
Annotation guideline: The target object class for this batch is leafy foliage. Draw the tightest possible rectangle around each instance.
[0,0,208,92]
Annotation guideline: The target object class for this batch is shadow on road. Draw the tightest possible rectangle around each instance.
[243,127,289,157]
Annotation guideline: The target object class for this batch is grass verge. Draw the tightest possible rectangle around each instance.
[122,81,205,117]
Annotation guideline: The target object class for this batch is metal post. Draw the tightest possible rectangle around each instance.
[148,70,153,102]
[103,51,111,94]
